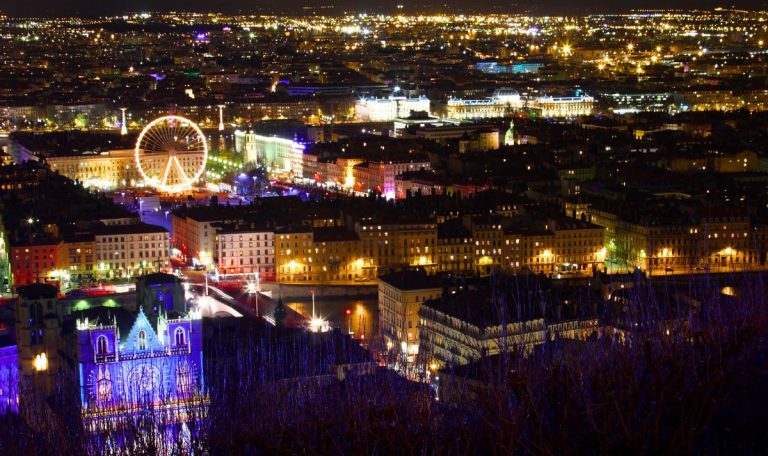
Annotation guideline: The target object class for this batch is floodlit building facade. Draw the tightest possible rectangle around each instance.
[274,227,368,283]
[378,271,442,362]
[354,96,431,122]
[236,131,305,176]
[355,219,438,275]
[529,95,595,118]
[443,89,523,120]
[216,225,276,279]
[14,276,207,448]
[93,223,170,278]
[10,240,61,288]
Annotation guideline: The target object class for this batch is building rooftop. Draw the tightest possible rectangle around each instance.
[16,283,58,300]
[93,222,167,236]
[420,275,554,328]
[378,270,442,291]
[312,227,359,243]
[139,272,180,286]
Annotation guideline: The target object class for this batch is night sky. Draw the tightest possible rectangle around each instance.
[1,0,767,17]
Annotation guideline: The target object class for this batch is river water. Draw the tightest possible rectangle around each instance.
[287,297,378,341]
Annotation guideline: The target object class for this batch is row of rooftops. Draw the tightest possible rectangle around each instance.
[216,211,599,243]
[173,189,605,241]
[10,222,168,248]
[575,192,751,228]
[381,268,745,331]
[379,271,596,328]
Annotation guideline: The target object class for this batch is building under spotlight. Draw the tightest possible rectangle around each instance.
[354,95,431,122]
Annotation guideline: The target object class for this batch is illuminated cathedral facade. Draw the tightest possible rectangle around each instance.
[76,307,205,424]
[12,274,208,451]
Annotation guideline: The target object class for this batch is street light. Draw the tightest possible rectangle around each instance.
[34,353,48,372]
[245,272,261,318]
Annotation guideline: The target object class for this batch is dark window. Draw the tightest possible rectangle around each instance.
[96,335,108,355]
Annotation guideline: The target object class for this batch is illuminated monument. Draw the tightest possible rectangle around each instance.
[235,130,305,176]
[46,115,208,192]
[120,108,128,136]
[135,115,208,193]
[15,274,208,450]
[76,306,206,430]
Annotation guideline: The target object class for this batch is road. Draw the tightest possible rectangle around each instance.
[189,282,307,327]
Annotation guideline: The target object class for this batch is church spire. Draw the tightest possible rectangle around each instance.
[504,119,515,146]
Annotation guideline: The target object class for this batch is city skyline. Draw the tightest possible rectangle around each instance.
[2,5,768,454]
[2,1,768,17]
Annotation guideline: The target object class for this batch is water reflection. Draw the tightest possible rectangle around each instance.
[287,298,377,341]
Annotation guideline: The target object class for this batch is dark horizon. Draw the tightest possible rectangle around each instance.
[2,1,767,18]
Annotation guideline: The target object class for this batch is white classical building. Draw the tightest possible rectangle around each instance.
[529,95,595,118]
[444,88,523,120]
[443,89,594,120]
[355,95,431,122]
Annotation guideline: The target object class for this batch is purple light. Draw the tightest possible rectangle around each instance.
[0,345,18,413]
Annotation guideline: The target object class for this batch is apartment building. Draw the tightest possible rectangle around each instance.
[10,239,61,288]
[355,217,438,275]
[275,226,367,283]
[215,224,275,280]
[378,271,442,362]
[93,223,169,278]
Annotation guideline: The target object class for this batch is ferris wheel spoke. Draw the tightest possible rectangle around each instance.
[148,125,169,147]
[159,124,174,148]
[142,135,166,153]
[173,124,186,142]
[173,156,191,185]
[153,127,170,146]
[181,126,196,149]
[173,126,185,148]
[159,156,174,188]
[157,123,172,147]
[174,125,188,148]
[191,138,205,152]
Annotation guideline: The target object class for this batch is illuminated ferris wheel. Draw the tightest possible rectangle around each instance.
[134,115,208,192]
